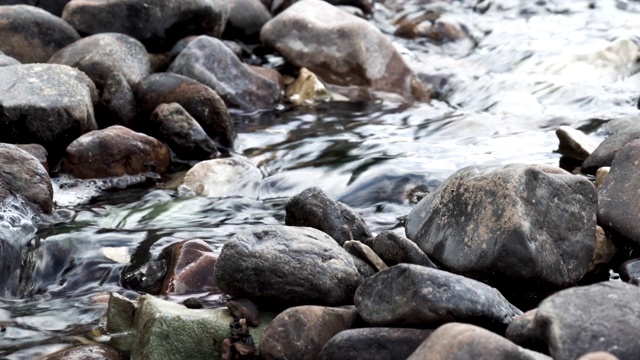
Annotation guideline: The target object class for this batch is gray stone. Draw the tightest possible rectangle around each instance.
[598,140,640,246]
[0,64,97,159]
[582,119,640,174]
[407,323,551,360]
[260,306,357,360]
[285,187,372,245]
[224,0,272,42]
[0,51,19,67]
[318,328,432,360]
[0,143,53,214]
[369,231,436,268]
[149,103,220,161]
[533,281,640,360]
[406,164,597,289]
[556,126,598,161]
[214,225,365,305]
[168,35,280,111]
[619,258,640,285]
[506,310,548,354]
[14,144,48,173]
[180,157,262,198]
[354,264,522,329]
[261,0,428,101]
[99,73,138,128]
[0,5,79,63]
[343,240,387,272]
[62,0,231,52]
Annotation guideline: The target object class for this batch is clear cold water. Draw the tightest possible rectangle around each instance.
[3,0,640,357]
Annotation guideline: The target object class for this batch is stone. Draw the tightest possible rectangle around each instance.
[597,140,640,246]
[214,225,365,305]
[261,0,428,101]
[98,73,138,128]
[595,167,610,188]
[121,260,168,295]
[285,67,331,105]
[407,323,551,360]
[0,5,80,63]
[369,231,436,268]
[343,240,388,272]
[183,297,204,309]
[582,130,640,174]
[223,0,272,42]
[406,164,597,289]
[271,0,374,15]
[62,0,231,52]
[0,143,53,214]
[578,352,620,360]
[556,126,598,161]
[285,187,372,245]
[135,73,234,149]
[354,264,522,330]
[106,293,137,334]
[149,103,220,161]
[0,50,19,67]
[180,157,262,198]
[168,35,280,111]
[0,0,72,16]
[533,281,640,360]
[506,310,548,354]
[227,299,259,326]
[61,125,170,179]
[619,259,640,285]
[260,306,357,360]
[160,239,218,295]
[0,64,97,160]
[318,328,432,360]
[14,144,48,173]
[588,226,616,272]
[40,345,123,360]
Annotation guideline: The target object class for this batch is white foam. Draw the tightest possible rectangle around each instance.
[52,174,152,207]
[0,194,37,247]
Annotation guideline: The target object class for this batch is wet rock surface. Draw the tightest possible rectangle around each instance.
[582,119,640,174]
[354,264,522,330]
[369,231,436,268]
[506,309,548,354]
[214,225,365,305]
[0,143,53,214]
[180,157,262,197]
[61,125,171,179]
[160,239,218,295]
[318,327,432,360]
[619,259,640,285]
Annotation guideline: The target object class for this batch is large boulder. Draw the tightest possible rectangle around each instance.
[0,51,20,67]
[0,5,80,63]
[0,64,97,159]
[62,0,231,52]
[533,281,640,360]
[214,225,365,305]
[406,164,597,290]
[354,264,522,330]
[61,125,170,179]
[223,0,272,42]
[285,187,372,245]
[135,73,234,149]
[598,140,640,246]
[318,328,432,360]
[0,143,52,214]
[260,0,428,101]
[168,36,281,111]
[368,231,436,268]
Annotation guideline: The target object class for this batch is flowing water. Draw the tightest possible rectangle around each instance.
[2,0,640,357]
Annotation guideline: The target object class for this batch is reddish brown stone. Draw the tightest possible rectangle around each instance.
[161,239,219,295]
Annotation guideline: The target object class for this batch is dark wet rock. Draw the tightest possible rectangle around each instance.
[506,310,548,354]
[224,0,272,42]
[271,0,374,15]
[98,73,138,128]
[0,0,71,16]
[40,345,123,360]
[598,140,640,246]
[318,328,432,360]
[260,306,357,360]
[406,164,597,290]
[619,258,640,285]
[285,187,372,245]
[180,157,262,197]
[148,52,171,73]
[121,259,168,295]
[227,299,259,326]
[343,240,387,272]
[582,131,640,174]
[0,5,80,63]
[261,0,428,101]
[350,253,376,278]
[369,231,436,268]
[15,144,48,173]
[149,103,220,161]
[0,50,19,67]
[0,64,97,160]
[62,0,231,52]
[61,126,170,179]
[214,225,365,305]
[407,323,551,360]
[0,144,53,214]
[168,35,280,111]
[556,126,598,161]
[183,297,204,309]
[160,239,218,295]
[135,73,235,149]
[354,264,522,330]
[533,281,640,360]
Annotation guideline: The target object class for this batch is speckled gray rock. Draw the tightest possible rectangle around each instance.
[407,323,551,360]
[261,0,428,101]
[62,0,231,52]
[15,144,48,172]
[0,143,53,214]
[406,164,597,289]
[369,231,436,268]
[98,73,138,128]
[0,5,80,63]
[150,103,220,161]
[214,225,365,305]
[224,0,272,42]
[533,281,640,360]
[354,264,522,329]
[168,35,280,111]
[285,187,372,245]
[0,0,72,16]
[318,328,432,360]
[0,64,97,159]
[582,130,640,174]
[260,306,357,360]
[0,51,19,67]
[619,258,640,285]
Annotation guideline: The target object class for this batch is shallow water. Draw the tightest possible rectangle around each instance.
[2,0,640,357]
